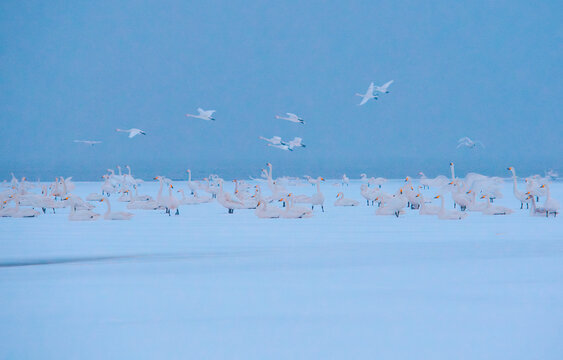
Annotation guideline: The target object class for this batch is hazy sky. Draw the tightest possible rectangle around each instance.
[1,0,561,180]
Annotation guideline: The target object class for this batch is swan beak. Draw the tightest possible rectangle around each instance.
[540,185,545,188]
[321,178,325,181]
[434,195,440,199]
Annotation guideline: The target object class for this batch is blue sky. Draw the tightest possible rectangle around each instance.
[1,0,561,180]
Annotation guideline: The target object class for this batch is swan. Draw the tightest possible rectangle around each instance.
[179,188,213,205]
[3,195,40,218]
[275,113,305,124]
[341,174,349,187]
[118,190,132,202]
[308,177,325,211]
[356,82,378,105]
[287,137,306,149]
[259,136,284,145]
[360,174,386,188]
[479,195,513,215]
[457,137,484,149]
[280,195,313,218]
[66,198,100,221]
[451,185,472,211]
[360,184,378,206]
[100,198,134,220]
[466,191,488,212]
[73,140,102,146]
[334,192,359,206]
[417,194,441,215]
[539,184,559,217]
[186,108,216,121]
[268,143,292,151]
[506,167,531,209]
[165,185,181,215]
[434,195,468,220]
[375,190,407,217]
[525,194,550,217]
[185,169,200,195]
[255,201,283,218]
[374,80,394,94]
[216,180,247,213]
[115,128,147,138]
[101,175,117,196]
[418,172,449,189]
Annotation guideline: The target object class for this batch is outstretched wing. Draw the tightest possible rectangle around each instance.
[458,137,471,143]
[286,113,298,120]
[358,95,370,106]
[381,80,394,91]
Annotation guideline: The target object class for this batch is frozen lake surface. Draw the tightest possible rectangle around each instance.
[1,180,562,359]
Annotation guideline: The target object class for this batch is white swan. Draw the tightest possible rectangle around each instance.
[417,194,441,215]
[479,195,513,215]
[308,177,325,211]
[275,113,305,124]
[334,192,359,206]
[281,195,313,218]
[539,184,559,217]
[356,82,378,105]
[73,140,102,146]
[434,195,468,220]
[360,184,378,206]
[268,143,292,151]
[457,137,484,149]
[165,185,181,215]
[507,167,531,209]
[418,172,449,189]
[342,174,349,187]
[375,190,407,217]
[100,198,134,220]
[186,108,216,121]
[259,136,284,145]
[374,80,394,94]
[4,195,40,218]
[67,198,100,221]
[255,201,283,218]
[115,128,147,138]
[287,137,306,149]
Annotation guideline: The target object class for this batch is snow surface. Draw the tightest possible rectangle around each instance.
[1,180,562,359]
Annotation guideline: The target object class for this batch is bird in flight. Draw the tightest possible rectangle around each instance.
[374,80,394,94]
[287,137,306,150]
[268,143,292,151]
[259,136,284,145]
[186,108,216,121]
[73,140,102,146]
[115,128,147,138]
[276,113,305,124]
[356,82,378,105]
[457,137,485,149]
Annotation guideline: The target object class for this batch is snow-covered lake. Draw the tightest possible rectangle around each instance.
[1,180,562,359]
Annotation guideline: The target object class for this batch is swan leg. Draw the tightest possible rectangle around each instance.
[321,205,324,212]
[42,208,46,214]
[520,203,523,209]
[175,209,179,215]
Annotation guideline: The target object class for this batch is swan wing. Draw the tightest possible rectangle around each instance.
[381,80,394,91]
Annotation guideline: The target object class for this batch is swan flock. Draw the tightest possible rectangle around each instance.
[1,163,559,221]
